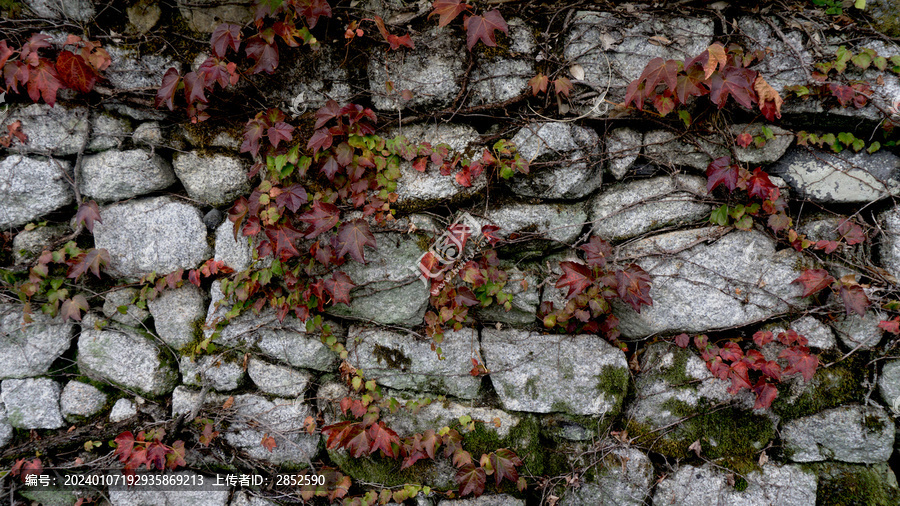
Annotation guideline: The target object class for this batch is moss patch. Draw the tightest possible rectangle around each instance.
[807,462,900,506]
[772,353,864,421]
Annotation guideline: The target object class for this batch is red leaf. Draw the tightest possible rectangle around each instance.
[488,449,522,487]
[736,133,753,148]
[791,269,835,298]
[155,68,181,111]
[373,16,414,50]
[430,0,471,27]
[879,318,900,334]
[463,10,508,51]
[267,121,294,149]
[837,220,865,245]
[709,66,758,109]
[245,37,279,74]
[198,57,238,88]
[261,434,277,452]
[0,40,13,69]
[265,225,303,261]
[767,212,792,233]
[752,379,778,409]
[337,219,377,264]
[556,261,592,299]
[528,73,548,96]
[674,333,691,348]
[298,201,340,238]
[673,64,707,104]
[719,341,743,362]
[75,200,102,233]
[56,51,97,94]
[708,356,729,380]
[746,168,777,200]
[652,92,675,116]
[706,156,740,193]
[752,331,774,347]
[297,0,332,28]
[456,463,486,497]
[325,271,355,305]
[815,240,840,254]
[274,184,307,212]
[28,59,63,106]
[67,249,109,280]
[828,83,855,107]
[839,283,869,317]
[616,264,653,312]
[315,100,342,128]
[579,236,612,268]
[368,422,400,458]
[114,432,136,463]
[554,77,573,98]
[624,57,679,110]
[308,128,334,154]
[754,75,783,121]
[183,71,208,104]
[727,361,752,394]
[779,346,818,381]
[60,294,89,322]
[211,23,242,58]
[759,360,782,382]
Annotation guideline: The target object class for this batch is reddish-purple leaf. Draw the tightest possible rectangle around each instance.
[706,156,740,193]
[210,23,242,58]
[67,249,109,280]
[75,200,102,233]
[56,51,98,94]
[839,282,869,317]
[325,271,355,305]
[267,121,293,149]
[274,184,307,213]
[60,294,89,322]
[616,264,653,312]
[878,318,900,334]
[719,341,743,362]
[746,168,777,200]
[791,269,835,298]
[779,347,818,381]
[752,331,774,347]
[462,10,508,51]
[297,0,332,28]
[430,0,472,27]
[337,219,377,264]
[28,59,63,106]
[183,71,208,104]
[241,119,266,158]
[266,225,303,261]
[155,68,181,110]
[488,449,522,487]
[709,66,758,109]
[837,220,866,245]
[245,37,279,74]
[579,236,612,268]
[298,201,340,238]
[674,333,691,348]
[752,380,778,409]
[456,463,486,497]
[556,261,593,299]
[308,128,333,154]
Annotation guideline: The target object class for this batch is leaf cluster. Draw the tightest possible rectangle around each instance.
[1,33,111,107]
[430,0,509,52]
[112,429,186,475]
[792,269,870,317]
[673,330,818,410]
[623,43,784,121]
[540,236,652,351]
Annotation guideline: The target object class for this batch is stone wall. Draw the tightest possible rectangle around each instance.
[1,1,900,505]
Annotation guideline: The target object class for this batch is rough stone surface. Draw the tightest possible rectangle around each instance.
[833,310,886,350]
[879,205,900,280]
[127,0,161,34]
[643,130,722,170]
[24,0,95,20]
[773,147,900,203]
[77,315,178,397]
[475,266,540,326]
[588,175,710,241]
[179,354,244,391]
[88,113,133,152]
[0,304,73,380]
[732,123,795,164]
[205,282,335,371]
[790,315,836,350]
[0,155,74,228]
[178,0,253,33]
[653,463,817,506]
[438,496,524,506]
[93,196,212,279]
[172,151,251,206]
[468,58,531,105]
[782,405,894,463]
[507,123,602,199]
[393,123,484,208]
[80,149,176,202]
[12,225,69,264]
[561,446,653,506]
[880,360,900,415]
[171,386,228,418]
[148,284,207,351]
[247,358,311,398]
[347,326,481,399]
[381,400,522,439]
[615,228,809,338]
[606,127,642,180]
[481,329,628,415]
[564,11,713,114]
[737,18,812,96]
[223,394,320,467]
[109,398,137,422]
[1,103,88,155]
[102,288,150,326]
[107,470,230,506]
[214,220,254,271]
[368,27,466,110]
[0,403,13,448]
[264,45,356,113]
[104,46,181,91]
[1,378,64,429]
[485,203,587,245]
[327,233,430,327]
[59,381,107,422]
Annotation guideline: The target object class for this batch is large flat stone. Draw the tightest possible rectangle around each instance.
[0,155,74,228]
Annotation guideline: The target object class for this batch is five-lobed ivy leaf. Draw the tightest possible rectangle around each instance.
[74,200,102,233]
[430,0,472,27]
[792,269,835,298]
[615,264,653,312]
[556,261,593,299]
[325,271,355,305]
[456,463,487,497]
[298,201,340,238]
[155,68,182,111]
[337,219,377,264]
[55,51,98,94]
[211,23,242,58]
[706,156,740,193]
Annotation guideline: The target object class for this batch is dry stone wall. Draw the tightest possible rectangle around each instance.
[1,1,900,505]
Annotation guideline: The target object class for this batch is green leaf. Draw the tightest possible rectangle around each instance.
[678,110,692,128]
[835,46,850,73]
[874,56,887,71]
[854,0,865,9]
[710,205,729,226]
[851,138,865,152]
[761,125,774,140]
[837,132,855,145]
[851,52,872,69]
[734,216,753,230]
[729,204,745,220]
[867,141,881,153]
[820,133,836,146]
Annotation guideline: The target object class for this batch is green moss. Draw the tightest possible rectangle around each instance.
[807,462,900,506]
[473,31,513,60]
[371,344,412,371]
[772,353,863,421]
[595,365,629,412]
[328,448,454,489]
